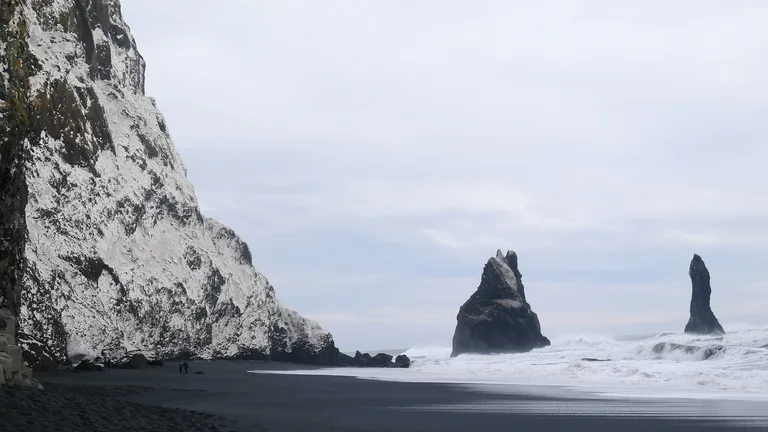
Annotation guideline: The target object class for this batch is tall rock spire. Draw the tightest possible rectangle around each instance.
[684,254,725,335]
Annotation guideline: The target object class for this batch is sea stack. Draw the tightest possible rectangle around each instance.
[684,254,725,335]
[451,250,550,357]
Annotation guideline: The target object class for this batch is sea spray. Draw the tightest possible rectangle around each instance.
[252,326,768,400]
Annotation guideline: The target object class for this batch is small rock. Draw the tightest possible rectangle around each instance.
[353,351,371,367]
[114,353,149,369]
[128,353,149,369]
[368,353,393,367]
[73,359,104,372]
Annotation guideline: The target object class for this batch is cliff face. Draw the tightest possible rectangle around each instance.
[451,250,550,357]
[0,0,337,368]
[1,0,37,386]
[684,254,725,335]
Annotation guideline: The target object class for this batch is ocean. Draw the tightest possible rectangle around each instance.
[262,324,768,401]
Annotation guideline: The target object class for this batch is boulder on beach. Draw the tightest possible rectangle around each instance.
[128,353,150,369]
[347,351,411,368]
[114,353,150,369]
[394,354,411,368]
[368,353,393,367]
[684,254,725,335]
[73,359,104,372]
[108,352,151,369]
[451,250,550,357]
[354,351,372,366]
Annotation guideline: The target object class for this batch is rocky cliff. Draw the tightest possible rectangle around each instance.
[0,0,337,370]
[0,309,40,387]
[684,254,725,335]
[451,250,550,357]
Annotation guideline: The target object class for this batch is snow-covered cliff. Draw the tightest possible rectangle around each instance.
[0,0,338,365]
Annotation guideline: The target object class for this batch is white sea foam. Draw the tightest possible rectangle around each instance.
[251,325,768,401]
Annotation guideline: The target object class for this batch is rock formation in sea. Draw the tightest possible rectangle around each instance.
[684,254,725,335]
[652,342,725,360]
[451,250,550,357]
[337,351,411,368]
[0,0,338,370]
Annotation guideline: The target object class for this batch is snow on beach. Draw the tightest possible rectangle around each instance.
[252,324,768,401]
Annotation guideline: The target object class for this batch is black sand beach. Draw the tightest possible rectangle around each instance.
[2,361,766,432]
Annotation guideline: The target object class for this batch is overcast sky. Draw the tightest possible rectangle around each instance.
[121,1,768,351]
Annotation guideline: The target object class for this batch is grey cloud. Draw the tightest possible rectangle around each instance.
[121,1,768,350]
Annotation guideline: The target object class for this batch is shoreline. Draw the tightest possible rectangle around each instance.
[4,360,761,431]
[249,363,768,403]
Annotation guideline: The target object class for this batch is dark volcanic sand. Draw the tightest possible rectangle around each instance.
[2,361,763,432]
[0,381,242,432]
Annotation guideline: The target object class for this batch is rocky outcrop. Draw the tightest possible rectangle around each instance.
[0,309,42,387]
[113,353,149,369]
[73,359,103,372]
[652,342,725,360]
[18,331,59,372]
[1,0,337,367]
[326,350,412,368]
[451,250,550,357]
[685,254,725,335]
[368,353,393,367]
[0,0,41,389]
[353,351,411,368]
[354,351,372,366]
[394,354,411,368]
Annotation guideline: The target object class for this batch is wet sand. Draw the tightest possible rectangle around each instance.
[4,361,764,431]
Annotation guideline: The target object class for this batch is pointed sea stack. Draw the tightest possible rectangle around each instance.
[684,254,725,335]
[451,250,550,357]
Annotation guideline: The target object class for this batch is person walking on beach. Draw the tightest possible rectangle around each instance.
[178,360,183,374]
[183,360,189,374]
